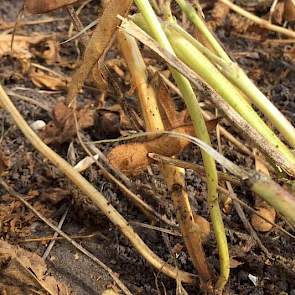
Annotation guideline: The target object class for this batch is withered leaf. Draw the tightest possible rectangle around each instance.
[284,0,295,21]
[251,150,276,232]
[40,101,95,144]
[0,34,48,71]
[25,0,81,14]
[29,68,68,90]
[107,119,218,176]
[0,240,70,295]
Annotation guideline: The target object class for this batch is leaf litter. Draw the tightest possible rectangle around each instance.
[1,0,295,294]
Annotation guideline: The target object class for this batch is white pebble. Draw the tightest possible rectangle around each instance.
[30,120,46,131]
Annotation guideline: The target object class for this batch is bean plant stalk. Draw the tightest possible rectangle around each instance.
[174,0,295,151]
[134,0,229,291]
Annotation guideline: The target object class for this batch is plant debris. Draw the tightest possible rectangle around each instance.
[0,240,70,294]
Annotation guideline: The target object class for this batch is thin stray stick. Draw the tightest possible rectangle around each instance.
[0,177,133,295]
[19,231,107,243]
[220,0,295,38]
[42,203,71,260]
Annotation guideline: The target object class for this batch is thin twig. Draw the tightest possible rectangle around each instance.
[19,231,107,243]
[220,0,295,38]
[42,203,72,260]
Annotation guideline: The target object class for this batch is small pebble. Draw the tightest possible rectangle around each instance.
[30,120,46,131]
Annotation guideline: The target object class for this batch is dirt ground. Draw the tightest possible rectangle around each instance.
[1,0,295,294]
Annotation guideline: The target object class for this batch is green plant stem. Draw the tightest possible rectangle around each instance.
[163,28,295,166]
[169,23,295,150]
[118,27,213,287]
[174,0,230,61]
[134,0,229,291]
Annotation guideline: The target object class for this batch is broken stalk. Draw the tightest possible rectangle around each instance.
[133,0,230,291]
[117,29,213,290]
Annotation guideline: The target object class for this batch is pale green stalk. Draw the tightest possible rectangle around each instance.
[174,0,230,61]
[134,0,229,290]
[169,23,295,150]
[163,28,295,166]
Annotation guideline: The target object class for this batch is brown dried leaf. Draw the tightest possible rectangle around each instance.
[40,40,61,64]
[0,240,70,294]
[66,0,133,105]
[251,150,276,232]
[0,34,48,70]
[25,0,81,14]
[40,188,70,204]
[251,206,276,232]
[272,1,285,24]
[208,1,230,29]
[284,45,295,62]
[230,257,244,268]
[95,109,121,139]
[154,76,183,129]
[228,14,254,33]
[193,213,211,242]
[40,101,95,144]
[29,68,68,90]
[0,149,10,174]
[107,120,218,176]
[284,0,295,21]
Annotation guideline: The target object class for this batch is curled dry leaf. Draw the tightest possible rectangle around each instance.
[208,1,230,29]
[0,34,60,72]
[25,0,81,14]
[107,120,218,176]
[35,39,61,65]
[29,68,68,90]
[271,1,285,24]
[0,34,48,71]
[193,213,211,242]
[0,240,70,294]
[251,206,276,232]
[250,150,276,232]
[40,101,95,144]
[284,0,295,21]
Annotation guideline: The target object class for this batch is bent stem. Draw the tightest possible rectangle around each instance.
[117,29,213,289]
[133,0,229,291]
[0,84,194,284]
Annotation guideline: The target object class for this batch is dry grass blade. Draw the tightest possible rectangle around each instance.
[220,0,295,38]
[66,0,133,106]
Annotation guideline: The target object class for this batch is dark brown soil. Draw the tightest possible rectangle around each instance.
[1,1,295,294]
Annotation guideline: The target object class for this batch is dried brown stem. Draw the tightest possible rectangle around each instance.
[0,84,194,284]
[117,29,212,288]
